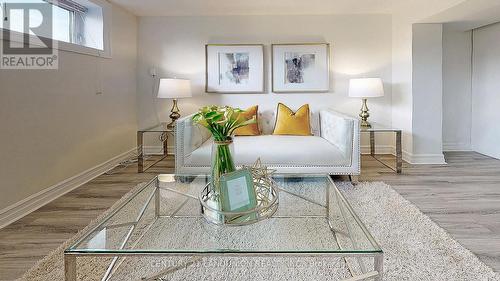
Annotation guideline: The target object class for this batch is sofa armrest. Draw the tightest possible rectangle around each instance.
[175,114,211,172]
[319,109,360,173]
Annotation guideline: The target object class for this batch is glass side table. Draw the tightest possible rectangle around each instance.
[137,123,174,173]
[360,123,402,174]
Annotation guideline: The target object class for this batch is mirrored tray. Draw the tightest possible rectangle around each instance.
[199,167,279,226]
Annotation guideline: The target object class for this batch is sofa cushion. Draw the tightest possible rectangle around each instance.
[185,135,350,167]
[233,105,261,136]
[272,103,312,136]
[258,109,320,136]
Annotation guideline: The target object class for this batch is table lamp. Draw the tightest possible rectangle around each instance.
[348,78,384,128]
[157,78,192,129]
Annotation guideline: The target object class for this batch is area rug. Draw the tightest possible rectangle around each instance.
[19,181,500,281]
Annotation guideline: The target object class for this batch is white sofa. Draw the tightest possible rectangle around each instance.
[175,109,360,175]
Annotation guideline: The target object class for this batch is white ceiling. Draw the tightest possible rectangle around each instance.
[108,0,500,29]
[423,0,500,30]
[107,0,463,17]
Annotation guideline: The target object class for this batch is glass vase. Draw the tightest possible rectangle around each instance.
[211,138,236,196]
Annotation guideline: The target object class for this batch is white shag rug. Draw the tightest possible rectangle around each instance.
[19,181,500,281]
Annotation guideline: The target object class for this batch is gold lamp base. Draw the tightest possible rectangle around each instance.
[167,99,181,129]
[359,98,372,128]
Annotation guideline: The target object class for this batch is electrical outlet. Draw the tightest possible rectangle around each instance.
[149,67,157,77]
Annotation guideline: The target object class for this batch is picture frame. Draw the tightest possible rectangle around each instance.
[205,44,264,93]
[220,169,257,222]
[272,43,330,93]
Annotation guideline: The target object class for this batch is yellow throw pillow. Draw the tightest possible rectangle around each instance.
[272,103,312,136]
[234,105,261,136]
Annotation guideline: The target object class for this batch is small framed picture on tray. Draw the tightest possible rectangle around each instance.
[220,169,257,223]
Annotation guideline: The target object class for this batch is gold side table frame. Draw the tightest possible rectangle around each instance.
[137,123,174,173]
[361,124,402,174]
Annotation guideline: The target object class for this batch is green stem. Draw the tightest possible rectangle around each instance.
[212,142,235,195]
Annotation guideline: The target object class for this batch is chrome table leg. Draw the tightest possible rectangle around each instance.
[396,131,402,174]
[137,132,144,173]
[374,253,384,280]
[64,254,77,281]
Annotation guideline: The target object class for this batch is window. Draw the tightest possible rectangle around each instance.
[1,0,110,56]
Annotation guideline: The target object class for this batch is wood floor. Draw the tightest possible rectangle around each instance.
[1,152,500,280]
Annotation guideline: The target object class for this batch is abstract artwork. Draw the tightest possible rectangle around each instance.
[272,43,330,92]
[220,52,249,85]
[284,53,315,84]
[206,44,264,93]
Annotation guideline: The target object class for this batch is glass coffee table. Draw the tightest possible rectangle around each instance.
[64,174,383,281]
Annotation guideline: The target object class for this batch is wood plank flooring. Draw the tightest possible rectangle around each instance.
[1,152,499,280]
[361,152,500,273]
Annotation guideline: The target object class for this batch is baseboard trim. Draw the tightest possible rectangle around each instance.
[361,145,446,164]
[405,152,447,164]
[443,142,472,151]
[143,145,175,155]
[0,148,136,229]
[361,145,396,155]
[362,145,411,163]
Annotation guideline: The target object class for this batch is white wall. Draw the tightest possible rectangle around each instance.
[471,22,500,159]
[442,24,472,151]
[389,1,470,164]
[137,15,394,151]
[411,24,446,164]
[0,5,138,210]
[391,16,414,161]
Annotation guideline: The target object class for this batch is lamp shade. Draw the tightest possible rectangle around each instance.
[348,78,384,98]
[157,78,192,99]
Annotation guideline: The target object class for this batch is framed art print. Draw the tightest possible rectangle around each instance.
[220,169,257,222]
[206,44,264,93]
[272,43,330,93]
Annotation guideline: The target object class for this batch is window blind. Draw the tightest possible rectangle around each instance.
[43,0,88,14]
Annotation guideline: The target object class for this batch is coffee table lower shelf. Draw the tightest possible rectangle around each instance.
[64,250,383,281]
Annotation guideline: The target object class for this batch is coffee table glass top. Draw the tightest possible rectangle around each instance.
[67,174,381,254]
